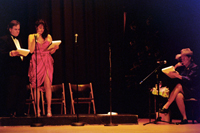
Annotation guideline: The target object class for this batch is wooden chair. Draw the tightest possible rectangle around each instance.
[69,82,96,114]
[25,84,36,116]
[185,98,198,124]
[25,84,45,116]
[41,83,67,114]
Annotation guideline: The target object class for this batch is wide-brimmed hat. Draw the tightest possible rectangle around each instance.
[175,48,193,60]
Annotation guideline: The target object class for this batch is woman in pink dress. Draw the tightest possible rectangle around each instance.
[28,19,59,117]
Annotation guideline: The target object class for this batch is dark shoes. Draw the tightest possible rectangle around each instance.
[7,113,16,118]
[6,112,16,118]
[159,108,169,113]
[15,113,28,117]
[8,112,27,117]
[177,119,188,125]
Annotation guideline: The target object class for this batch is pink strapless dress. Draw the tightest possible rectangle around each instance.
[28,41,54,91]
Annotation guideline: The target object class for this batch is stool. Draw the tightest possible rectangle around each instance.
[185,98,198,124]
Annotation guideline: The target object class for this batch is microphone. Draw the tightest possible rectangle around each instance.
[75,33,78,43]
[157,60,167,64]
[34,34,37,43]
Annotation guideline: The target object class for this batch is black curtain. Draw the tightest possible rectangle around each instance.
[1,0,199,117]
[0,0,125,114]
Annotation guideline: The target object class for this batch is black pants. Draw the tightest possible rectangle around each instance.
[4,75,27,116]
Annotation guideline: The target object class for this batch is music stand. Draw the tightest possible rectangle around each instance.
[140,63,171,125]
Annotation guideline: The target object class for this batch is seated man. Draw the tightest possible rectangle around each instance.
[160,48,199,124]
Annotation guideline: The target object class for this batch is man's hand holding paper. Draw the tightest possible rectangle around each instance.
[16,48,30,56]
[10,50,20,57]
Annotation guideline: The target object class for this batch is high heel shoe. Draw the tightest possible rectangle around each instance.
[47,110,52,117]
[37,109,41,117]
[159,108,169,113]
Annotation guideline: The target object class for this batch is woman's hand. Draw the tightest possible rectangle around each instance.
[174,62,183,69]
[54,45,59,50]
[169,71,182,79]
[50,45,59,54]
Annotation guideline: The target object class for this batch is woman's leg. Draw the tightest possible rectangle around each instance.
[163,83,184,109]
[44,70,52,116]
[176,93,187,120]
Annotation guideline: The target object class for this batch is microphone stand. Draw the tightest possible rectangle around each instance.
[71,33,84,126]
[31,35,43,127]
[142,62,171,125]
[104,43,118,126]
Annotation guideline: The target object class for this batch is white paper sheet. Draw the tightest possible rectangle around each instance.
[47,40,61,50]
[16,48,30,56]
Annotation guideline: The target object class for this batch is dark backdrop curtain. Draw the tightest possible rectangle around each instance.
[0,0,125,114]
[2,0,199,117]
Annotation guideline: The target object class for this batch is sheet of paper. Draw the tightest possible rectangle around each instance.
[47,40,61,50]
[162,66,177,78]
[17,48,30,56]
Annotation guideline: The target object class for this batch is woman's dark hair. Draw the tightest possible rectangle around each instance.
[35,19,49,39]
[7,20,20,30]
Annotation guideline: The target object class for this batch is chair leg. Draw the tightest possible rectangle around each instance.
[92,100,96,114]
[192,110,194,124]
[64,101,67,114]
[71,102,75,114]
[27,104,30,115]
[61,104,63,114]
[192,103,195,124]
[72,103,75,114]
[32,101,36,116]
[186,100,197,124]
[88,103,91,114]
[70,105,72,114]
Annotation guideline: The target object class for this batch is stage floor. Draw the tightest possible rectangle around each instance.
[0,114,138,126]
[0,118,199,133]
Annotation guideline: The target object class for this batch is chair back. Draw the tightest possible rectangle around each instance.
[26,84,34,102]
[51,83,65,99]
[69,82,96,114]
[70,83,92,98]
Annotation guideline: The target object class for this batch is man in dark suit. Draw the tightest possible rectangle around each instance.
[0,20,28,117]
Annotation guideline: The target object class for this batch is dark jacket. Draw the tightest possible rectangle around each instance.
[178,62,199,98]
[0,34,27,76]
[180,62,199,88]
